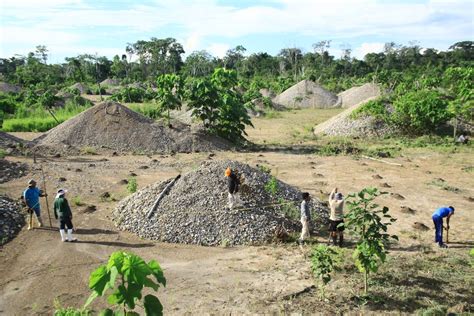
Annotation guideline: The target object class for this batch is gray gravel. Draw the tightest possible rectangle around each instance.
[0,159,28,184]
[33,101,231,155]
[113,160,329,246]
[0,196,24,246]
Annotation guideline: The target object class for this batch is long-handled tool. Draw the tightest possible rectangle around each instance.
[444,226,449,243]
[40,165,53,227]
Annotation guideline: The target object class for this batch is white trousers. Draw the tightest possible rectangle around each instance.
[300,218,310,240]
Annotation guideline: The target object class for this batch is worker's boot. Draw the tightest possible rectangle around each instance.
[36,215,43,228]
[59,229,67,242]
[339,234,344,247]
[67,229,77,242]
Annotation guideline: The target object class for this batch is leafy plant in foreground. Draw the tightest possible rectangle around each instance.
[84,251,166,315]
[344,187,398,295]
[311,245,338,299]
[127,177,138,194]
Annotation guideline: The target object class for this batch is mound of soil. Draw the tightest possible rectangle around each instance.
[0,159,28,183]
[338,83,381,108]
[259,88,276,99]
[69,83,90,94]
[273,80,339,109]
[113,160,329,246]
[0,82,21,93]
[34,101,231,154]
[100,78,120,86]
[0,196,24,246]
[313,97,395,138]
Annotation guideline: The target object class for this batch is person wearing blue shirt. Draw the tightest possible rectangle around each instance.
[23,179,46,230]
[432,206,455,248]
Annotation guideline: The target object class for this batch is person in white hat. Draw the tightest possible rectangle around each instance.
[53,189,77,242]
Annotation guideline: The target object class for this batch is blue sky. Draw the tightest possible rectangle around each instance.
[0,0,472,63]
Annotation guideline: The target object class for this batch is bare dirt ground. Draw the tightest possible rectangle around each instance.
[1,111,473,314]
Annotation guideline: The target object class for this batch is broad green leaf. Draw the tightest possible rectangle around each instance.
[123,282,143,309]
[109,266,119,289]
[144,294,164,316]
[98,309,114,316]
[89,265,111,295]
[107,288,125,305]
[123,254,151,284]
[143,277,159,291]
[107,252,125,272]
[148,260,166,286]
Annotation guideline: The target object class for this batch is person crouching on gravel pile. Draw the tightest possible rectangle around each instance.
[299,192,311,245]
[225,167,241,209]
[54,189,77,242]
[432,206,454,248]
[329,188,345,247]
[23,179,46,230]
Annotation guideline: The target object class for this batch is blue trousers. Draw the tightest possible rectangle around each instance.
[432,215,443,245]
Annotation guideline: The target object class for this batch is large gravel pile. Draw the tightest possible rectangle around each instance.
[0,159,28,183]
[34,101,231,155]
[0,196,24,246]
[273,80,340,109]
[313,97,394,138]
[69,83,90,94]
[338,83,382,108]
[100,78,120,86]
[113,160,329,246]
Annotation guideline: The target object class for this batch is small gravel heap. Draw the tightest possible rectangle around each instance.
[69,83,90,94]
[0,196,24,246]
[113,160,329,246]
[0,131,25,155]
[0,159,28,183]
[34,101,231,155]
[273,80,340,109]
[0,82,21,93]
[313,97,395,138]
[338,83,381,108]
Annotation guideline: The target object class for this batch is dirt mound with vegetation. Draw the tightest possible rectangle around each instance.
[34,101,231,155]
[0,82,21,93]
[113,160,329,246]
[313,97,394,137]
[273,80,339,109]
[338,83,382,108]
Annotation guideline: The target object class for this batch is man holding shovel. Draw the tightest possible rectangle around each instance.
[432,206,454,248]
[23,179,47,230]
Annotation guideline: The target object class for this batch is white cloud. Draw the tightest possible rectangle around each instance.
[0,0,472,59]
[353,42,385,59]
[207,43,230,58]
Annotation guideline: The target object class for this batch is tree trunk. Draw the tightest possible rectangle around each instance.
[364,270,368,295]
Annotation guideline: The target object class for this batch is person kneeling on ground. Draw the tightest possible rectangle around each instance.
[329,188,345,247]
[54,189,77,242]
[225,167,241,209]
[23,179,47,230]
[299,192,311,245]
[432,206,454,248]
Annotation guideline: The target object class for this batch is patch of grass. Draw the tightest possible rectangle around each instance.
[264,176,279,196]
[461,166,474,172]
[428,179,461,193]
[80,146,97,155]
[127,102,162,120]
[71,196,84,206]
[258,165,272,174]
[264,110,283,119]
[0,149,6,158]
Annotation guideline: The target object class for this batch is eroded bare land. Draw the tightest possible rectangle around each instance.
[0,113,473,314]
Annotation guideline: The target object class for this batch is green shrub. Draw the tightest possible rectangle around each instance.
[127,177,138,193]
[128,103,162,119]
[264,176,279,196]
[71,196,84,206]
[110,87,155,103]
[351,98,389,120]
[311,245,339,299]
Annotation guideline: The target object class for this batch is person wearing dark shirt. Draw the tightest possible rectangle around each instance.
[54,189,77,242]
[225,167,241,209]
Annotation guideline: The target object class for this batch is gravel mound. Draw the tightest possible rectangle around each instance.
[313,97,394,138]
[0,131,25,155]
[34,101,231,154]
[0,159,28,183]
[0,196,24,246]
[113,160,329,246]
[70,83,90,94]
[101,78,120,86]
[0,82,21,93]
[259,88,276,99]
[338,83,382,108]
[273,80,339,109]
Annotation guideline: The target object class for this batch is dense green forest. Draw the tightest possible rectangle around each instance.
[0,38,472,140]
